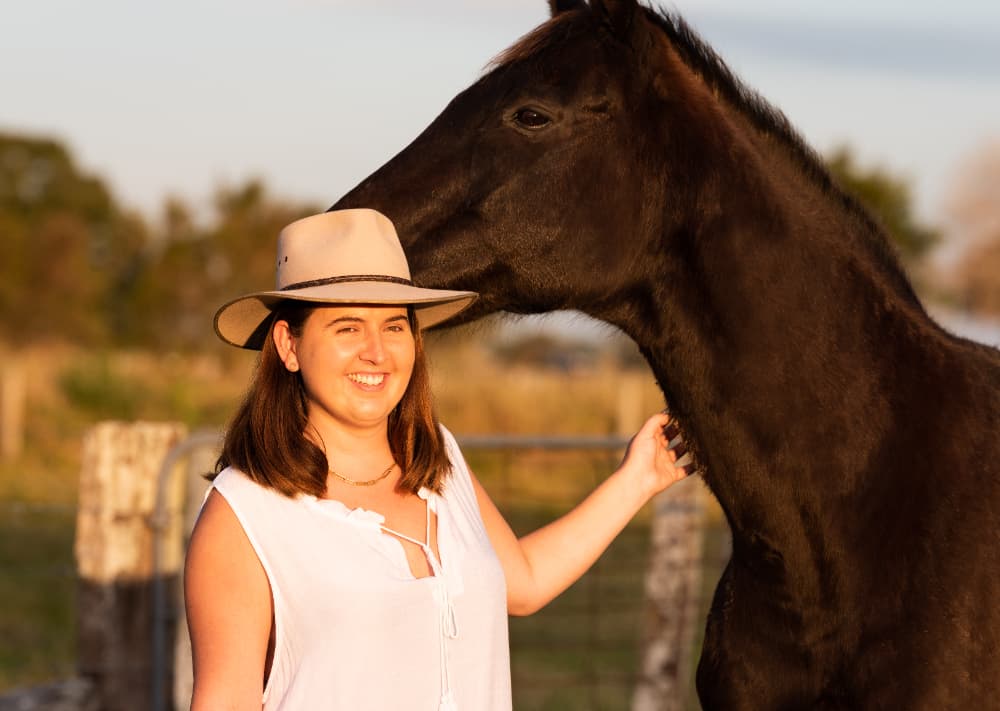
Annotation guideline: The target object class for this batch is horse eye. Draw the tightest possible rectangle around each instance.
[512,108,552,129]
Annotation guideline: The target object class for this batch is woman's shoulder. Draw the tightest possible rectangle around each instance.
[210,466,302,515]
[436,423,474,490]
[211,465,257,499]
[436,423,466,469]
[436,422,458,448]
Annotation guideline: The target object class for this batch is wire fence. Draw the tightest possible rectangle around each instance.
[458,439,728,711]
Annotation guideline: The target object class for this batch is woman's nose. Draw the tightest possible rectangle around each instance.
[359,331,386,363]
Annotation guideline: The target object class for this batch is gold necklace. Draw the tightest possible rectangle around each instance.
[329,462,396,487]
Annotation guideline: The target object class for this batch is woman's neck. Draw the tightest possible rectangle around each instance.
[306,414,395,479]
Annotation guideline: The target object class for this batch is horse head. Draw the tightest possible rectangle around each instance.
[333,0,724,334]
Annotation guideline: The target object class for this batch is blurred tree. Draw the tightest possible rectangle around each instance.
[945,141,1000,315]
[206,180,314,300]
[0,133,110,223]
[0,132,144,345]
[0,132,148,460]
[826,146,939,261]
[955,242,1000,315]
[121,181,319,350]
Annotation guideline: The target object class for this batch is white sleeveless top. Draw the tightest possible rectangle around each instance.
[209,426,511,710]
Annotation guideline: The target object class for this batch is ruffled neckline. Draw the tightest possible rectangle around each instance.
[303,486,434,528]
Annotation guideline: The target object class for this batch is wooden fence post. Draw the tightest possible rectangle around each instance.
[632,470,709,710]
[75,421,188,711]
[0,359,25,461]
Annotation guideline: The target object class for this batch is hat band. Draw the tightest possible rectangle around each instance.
[281,274,415,291]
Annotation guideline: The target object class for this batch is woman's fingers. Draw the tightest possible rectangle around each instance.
[656,411,696,478]
[632,410,700,481]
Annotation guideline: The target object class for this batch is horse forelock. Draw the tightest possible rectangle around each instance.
[486,9,583,72]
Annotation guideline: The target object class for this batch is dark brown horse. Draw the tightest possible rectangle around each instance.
[332,1,1000,707]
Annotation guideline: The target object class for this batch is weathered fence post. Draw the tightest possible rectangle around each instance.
[0,358,25,461]
[75,421,188,711]
[632,475,709,711]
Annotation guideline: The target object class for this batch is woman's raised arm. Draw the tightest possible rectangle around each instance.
[473,412,686,616]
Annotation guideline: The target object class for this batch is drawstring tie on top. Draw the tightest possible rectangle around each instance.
[380,489,459,711]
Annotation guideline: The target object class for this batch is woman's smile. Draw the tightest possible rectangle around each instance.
[347,372,388,389]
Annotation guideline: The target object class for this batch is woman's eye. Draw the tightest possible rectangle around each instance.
[512,108,551,129]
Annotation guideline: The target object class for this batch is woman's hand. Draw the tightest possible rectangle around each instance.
[618,412,690,502]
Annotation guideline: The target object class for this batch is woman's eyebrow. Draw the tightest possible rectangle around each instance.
[326,314,409,327]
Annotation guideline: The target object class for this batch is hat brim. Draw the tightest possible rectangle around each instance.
[214,282,478,350]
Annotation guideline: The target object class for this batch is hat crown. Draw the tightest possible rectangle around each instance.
[275,209,411,290]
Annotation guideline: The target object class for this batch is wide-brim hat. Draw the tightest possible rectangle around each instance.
[214,209,478,349]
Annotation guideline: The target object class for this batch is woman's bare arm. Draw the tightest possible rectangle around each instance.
[185,490,272,711]
[474,412,685,615]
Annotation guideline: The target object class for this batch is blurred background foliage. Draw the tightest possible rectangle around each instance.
[0,131,320,351]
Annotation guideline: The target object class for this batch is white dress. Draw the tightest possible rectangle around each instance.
[208,426,512,710]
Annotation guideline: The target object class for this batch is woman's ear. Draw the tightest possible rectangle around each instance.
[272,320,300,372]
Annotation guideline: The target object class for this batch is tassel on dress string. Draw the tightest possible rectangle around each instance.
[438,690,458,711]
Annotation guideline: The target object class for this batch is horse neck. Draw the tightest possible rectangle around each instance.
[596,136,942,564]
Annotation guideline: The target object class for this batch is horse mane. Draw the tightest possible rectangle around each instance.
[644,11,881,235]
[489,3,919,303]
[644,8,921,302]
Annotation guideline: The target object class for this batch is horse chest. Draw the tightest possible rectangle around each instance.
[698,554,997,710]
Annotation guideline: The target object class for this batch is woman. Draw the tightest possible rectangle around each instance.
[185,208,687,710]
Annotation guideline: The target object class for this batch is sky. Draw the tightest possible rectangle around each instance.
[3,0,999,232]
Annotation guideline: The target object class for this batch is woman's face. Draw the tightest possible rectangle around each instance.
[279,305,416,435]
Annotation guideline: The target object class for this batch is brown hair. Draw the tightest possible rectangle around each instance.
[214,301,452,497]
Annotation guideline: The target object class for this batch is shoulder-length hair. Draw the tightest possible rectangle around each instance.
[214,300,452,497]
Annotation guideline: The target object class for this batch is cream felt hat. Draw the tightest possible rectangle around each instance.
[213,209,478,349]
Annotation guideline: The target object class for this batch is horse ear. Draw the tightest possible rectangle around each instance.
[548,0,585,16]
[592,0,658,66]
[590,0,642,36]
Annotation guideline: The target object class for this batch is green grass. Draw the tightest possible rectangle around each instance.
[0,504,77,690]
